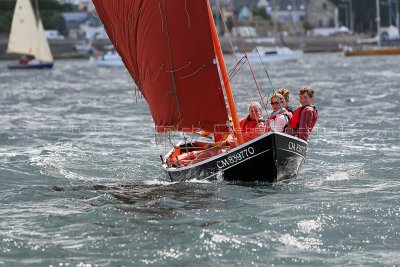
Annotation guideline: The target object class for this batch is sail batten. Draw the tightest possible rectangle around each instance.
[93,0,229,133]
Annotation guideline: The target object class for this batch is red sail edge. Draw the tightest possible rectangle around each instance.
[92,0,229,133]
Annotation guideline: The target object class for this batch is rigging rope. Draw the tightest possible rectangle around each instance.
[217,0,291,126]
[215,0,254,109]
[216,0,273,120]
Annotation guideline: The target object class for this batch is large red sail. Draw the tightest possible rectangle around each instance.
[92,0,228,133]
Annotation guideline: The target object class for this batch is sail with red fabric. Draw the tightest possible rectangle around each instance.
[92,0,311,183]
[93,0,228,133]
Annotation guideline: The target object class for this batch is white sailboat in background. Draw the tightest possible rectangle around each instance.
[7,0,54,69]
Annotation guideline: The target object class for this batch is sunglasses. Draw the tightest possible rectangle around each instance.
[270,102,280,105]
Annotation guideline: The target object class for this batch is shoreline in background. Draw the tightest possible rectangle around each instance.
[0,34,392,60]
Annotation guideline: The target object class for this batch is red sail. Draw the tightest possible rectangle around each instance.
[92,0,228,133]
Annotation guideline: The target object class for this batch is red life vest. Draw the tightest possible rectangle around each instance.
[288,105,318,130]
[240,115,265,132]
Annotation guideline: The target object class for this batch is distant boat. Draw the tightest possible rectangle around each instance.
[88,50,124,67]
[7,0,54,70]
[345,47,400,56]
[237,46,303,63]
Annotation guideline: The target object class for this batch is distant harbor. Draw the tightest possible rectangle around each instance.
[0,34,383,60]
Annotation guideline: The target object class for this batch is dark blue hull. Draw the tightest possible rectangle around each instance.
[163,132,308,183]
[7,62,54,70]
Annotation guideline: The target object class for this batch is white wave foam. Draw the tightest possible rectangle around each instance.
[186,178,212,184]
[144,179,177,186]
[278,234,322,250]
[325,171,350,181]
[297,219,323,233]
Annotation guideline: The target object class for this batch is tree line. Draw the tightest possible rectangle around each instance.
[0,0,70,34]
[1,0,399,35]
[330,0,400,33]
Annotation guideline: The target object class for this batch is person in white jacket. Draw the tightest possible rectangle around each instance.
[268,93,292,132]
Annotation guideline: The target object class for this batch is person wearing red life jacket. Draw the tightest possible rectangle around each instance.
[173,102,264,166]
[225,101,265,148]
[266,93,292,133]
[286,86,318,141]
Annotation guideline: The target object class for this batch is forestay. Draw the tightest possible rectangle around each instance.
[93,0,229,133]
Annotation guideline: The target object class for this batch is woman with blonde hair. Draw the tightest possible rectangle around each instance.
[267,93,292,132]
[276,87,294,114]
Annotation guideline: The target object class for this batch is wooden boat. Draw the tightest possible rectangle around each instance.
[92,0,310,183]
[345,47,400,57]
[6,0,54,70]
[162,132,307,183]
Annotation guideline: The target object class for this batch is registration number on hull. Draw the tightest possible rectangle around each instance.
[216,147,255,169]
[288,141,306,155]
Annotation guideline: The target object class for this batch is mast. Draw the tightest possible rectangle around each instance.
[35,0,39,23]
[206,0,244,145]
[376,0,381,47]
[272,0,277,42]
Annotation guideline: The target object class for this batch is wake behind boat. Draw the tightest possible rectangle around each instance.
[7,0,54,70]
[92,0,316,183]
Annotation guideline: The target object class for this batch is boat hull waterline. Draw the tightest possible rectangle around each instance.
[7,62,54,70]
[163,132,307,183]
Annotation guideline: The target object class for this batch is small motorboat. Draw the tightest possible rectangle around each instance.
[88,50,124,67]
[237,46,303,63]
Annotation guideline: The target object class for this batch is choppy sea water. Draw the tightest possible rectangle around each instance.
[0,53,399,267]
